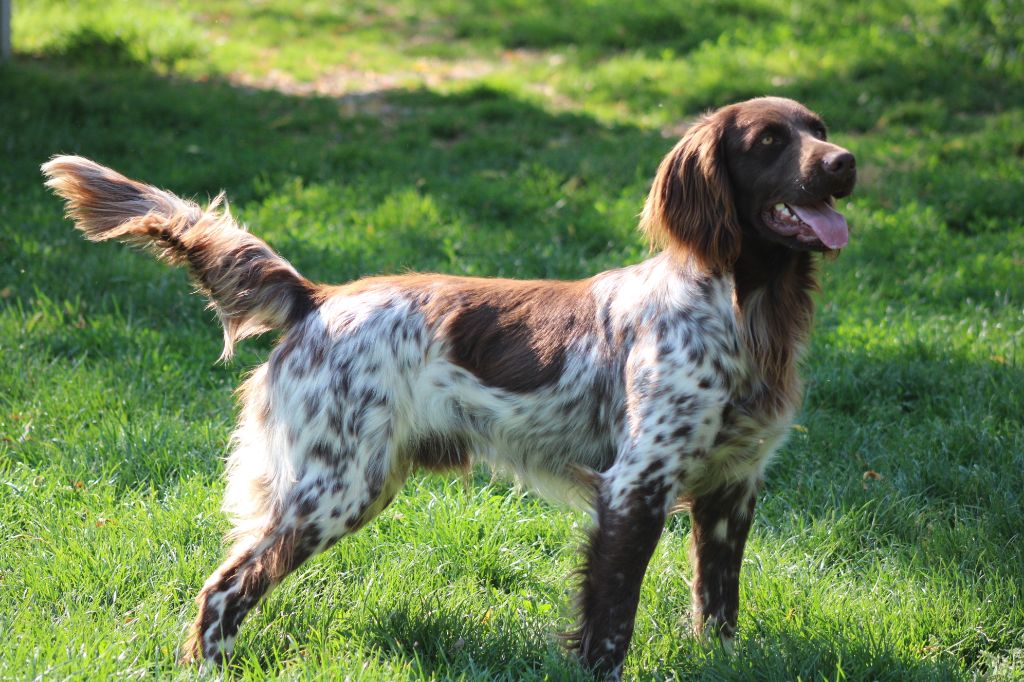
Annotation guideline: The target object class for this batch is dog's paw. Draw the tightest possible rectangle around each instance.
[700,615,736,654]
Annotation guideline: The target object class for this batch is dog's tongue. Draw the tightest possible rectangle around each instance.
[791,202,849,249]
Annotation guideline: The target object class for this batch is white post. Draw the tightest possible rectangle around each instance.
[1,0,11,61]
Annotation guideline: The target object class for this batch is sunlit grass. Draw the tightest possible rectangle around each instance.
[1,0,1022,679]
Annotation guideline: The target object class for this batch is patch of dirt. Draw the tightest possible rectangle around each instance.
[223,50,581,121]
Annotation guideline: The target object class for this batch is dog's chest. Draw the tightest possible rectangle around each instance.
[672,320,797,491]
[699,401,791,492]
[693,345,800,491]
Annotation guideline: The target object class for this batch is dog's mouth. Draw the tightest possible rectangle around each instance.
[762,200,849,250]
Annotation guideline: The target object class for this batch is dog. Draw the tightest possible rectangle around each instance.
[42,95,855,678]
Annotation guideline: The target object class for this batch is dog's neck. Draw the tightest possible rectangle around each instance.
[731,240,818,415]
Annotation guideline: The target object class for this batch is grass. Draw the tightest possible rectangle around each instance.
[1,0,1022,679]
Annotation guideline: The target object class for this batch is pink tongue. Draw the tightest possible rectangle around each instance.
[791,202,849,249]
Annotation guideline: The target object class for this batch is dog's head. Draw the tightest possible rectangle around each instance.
[640,96,857,271]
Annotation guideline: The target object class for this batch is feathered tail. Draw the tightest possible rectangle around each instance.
[41,155,318,359]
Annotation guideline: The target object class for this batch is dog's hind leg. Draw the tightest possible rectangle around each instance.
[181,518,318,666]
[182,460,407,666]
[181,369,408,666]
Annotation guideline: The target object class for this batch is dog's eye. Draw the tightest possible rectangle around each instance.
[760,134,775,145]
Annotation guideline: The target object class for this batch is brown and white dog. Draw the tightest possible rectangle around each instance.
[43,96,855,678]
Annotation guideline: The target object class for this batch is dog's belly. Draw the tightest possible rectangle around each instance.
[402,354,621,503]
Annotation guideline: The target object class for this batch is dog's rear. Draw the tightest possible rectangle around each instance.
[42,156,318,359]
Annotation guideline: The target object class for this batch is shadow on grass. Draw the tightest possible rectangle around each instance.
[358,596,585,682]
[2,53,656,286]
[248,590,969,681]
[240,0,783,54]
[367,609,966,681]
[707,626,968,682]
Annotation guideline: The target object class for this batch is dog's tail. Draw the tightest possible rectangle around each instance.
[42,155,319,359]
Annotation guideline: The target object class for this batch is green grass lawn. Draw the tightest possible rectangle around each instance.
[1,1,1022,679]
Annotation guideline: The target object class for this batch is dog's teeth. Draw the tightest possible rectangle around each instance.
[774,203,799,222]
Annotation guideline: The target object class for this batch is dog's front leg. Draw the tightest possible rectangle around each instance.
[689,477,759,650]
[571,463,678,679]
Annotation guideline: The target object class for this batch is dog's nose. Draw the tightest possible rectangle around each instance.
[823,150,856,177]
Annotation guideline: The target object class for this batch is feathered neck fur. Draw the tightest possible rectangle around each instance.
[732,242,818,416]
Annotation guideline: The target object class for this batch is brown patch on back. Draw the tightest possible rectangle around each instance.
[335,273,598,393]
[427,277,597,392]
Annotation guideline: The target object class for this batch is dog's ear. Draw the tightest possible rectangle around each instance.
[640,113,740,272]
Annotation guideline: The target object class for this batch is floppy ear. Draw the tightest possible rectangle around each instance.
[639,113,741,272]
